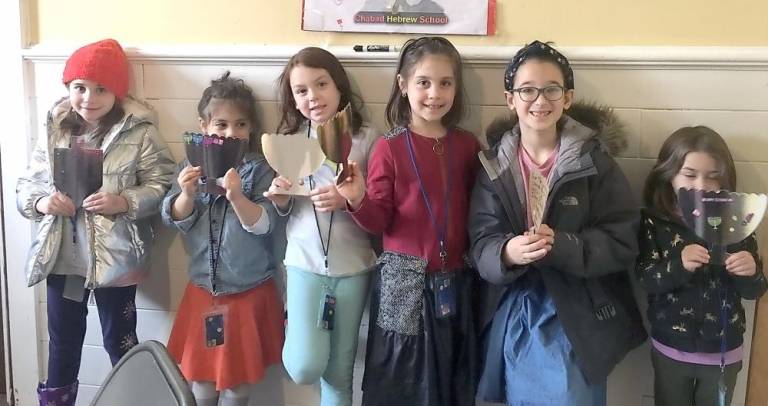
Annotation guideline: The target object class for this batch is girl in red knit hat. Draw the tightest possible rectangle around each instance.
[16,38,175,405]
[162,72,285,406]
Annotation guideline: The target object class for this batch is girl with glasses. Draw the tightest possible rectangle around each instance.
[468,40,646,406]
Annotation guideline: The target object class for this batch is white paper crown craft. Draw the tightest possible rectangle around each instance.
[261,133,326,195]
[677,188,768,264]
[316,103,354,184]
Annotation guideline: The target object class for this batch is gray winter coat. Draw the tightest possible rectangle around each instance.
[16,97,175,287]
[469,103,647,384]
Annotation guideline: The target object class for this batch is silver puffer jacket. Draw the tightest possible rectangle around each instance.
[16,96,175,288]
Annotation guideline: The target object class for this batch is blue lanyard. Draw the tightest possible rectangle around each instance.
[404,128,451,269]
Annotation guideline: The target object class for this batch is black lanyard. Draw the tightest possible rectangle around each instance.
[208,198,228,293]
[307,124,334,270]
[404,128,451,269]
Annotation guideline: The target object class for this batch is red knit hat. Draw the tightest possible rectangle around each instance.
[62,39,130,99]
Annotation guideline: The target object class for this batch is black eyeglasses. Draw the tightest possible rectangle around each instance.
[511,85,565,102]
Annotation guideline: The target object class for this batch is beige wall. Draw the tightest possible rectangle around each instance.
[22,48,768,406]
[30,0,768,46]
[15,1,768,405]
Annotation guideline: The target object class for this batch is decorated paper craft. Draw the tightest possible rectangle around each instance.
[183,132,247,194]
[677,188,768,264]
[53,136,103,208]
[316,103,353,184]
[182,132,204,168]
[261,133,326,195]
[528,170,549,229]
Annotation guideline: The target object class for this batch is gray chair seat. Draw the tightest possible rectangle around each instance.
[90,340,195,406]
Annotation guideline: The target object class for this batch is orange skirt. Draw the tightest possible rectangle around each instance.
[167,280,284,390]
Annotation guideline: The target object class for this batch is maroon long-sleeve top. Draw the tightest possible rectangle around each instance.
[349,127,480,272]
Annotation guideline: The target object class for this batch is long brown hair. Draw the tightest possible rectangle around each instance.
[276,47,363,135]
[385,36,466,130]
[643,126,736,219]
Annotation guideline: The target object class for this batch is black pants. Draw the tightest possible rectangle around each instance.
[652,347,742,406]
[46,274,138,387]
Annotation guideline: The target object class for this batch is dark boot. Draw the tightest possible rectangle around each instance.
[37,380,78,406]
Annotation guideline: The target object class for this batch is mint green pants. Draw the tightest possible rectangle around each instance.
[282,266,370,406]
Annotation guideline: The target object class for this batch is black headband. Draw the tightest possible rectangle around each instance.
[504,40,574,92]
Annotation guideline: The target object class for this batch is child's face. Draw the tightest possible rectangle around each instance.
[199,100,252,140]
[672,151,722,192]
[397,54,456,130]
[505,60,573,136]
[289,65,342,125]
[68,79,116,126]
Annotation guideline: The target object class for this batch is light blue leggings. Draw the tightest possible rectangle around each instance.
[282,266,370,406]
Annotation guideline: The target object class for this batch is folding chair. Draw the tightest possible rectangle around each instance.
[90,340,195,406]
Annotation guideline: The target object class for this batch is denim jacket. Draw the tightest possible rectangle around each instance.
[161,154,278,295]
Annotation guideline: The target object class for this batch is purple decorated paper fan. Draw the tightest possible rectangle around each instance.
[182,131,205,168]
[677,188,767,263]
[202,133,246,179]
[182,132,246,194]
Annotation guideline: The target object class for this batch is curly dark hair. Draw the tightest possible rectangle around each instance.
[198,71,261,152]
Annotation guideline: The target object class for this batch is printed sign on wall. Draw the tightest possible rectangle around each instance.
[302,0,496,36]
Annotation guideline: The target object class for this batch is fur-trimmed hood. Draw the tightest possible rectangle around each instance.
[485,100,628,156]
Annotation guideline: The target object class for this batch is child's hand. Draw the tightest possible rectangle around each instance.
[310,184,346,213]
[263,176,293,210]
[178,165,202,197]
[222,168,244,203]
[36,191,76,216]
[725,251,757,276]
[502,232,552,266]
[335,160,365,210]
[83,192,128,215]
[534,224,555,242]
[681,244,710,272]
[528,224,555,258]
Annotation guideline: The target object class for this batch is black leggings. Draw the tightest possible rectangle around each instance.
[652,346,742,406]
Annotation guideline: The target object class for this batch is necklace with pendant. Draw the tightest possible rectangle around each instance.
[433,137,445,155]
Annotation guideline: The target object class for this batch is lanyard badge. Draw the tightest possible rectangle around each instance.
[203,304,228,348]
[434,271,457,318]
[317,293,337,330]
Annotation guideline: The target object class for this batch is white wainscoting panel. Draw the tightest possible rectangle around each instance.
[14,44,768,406]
